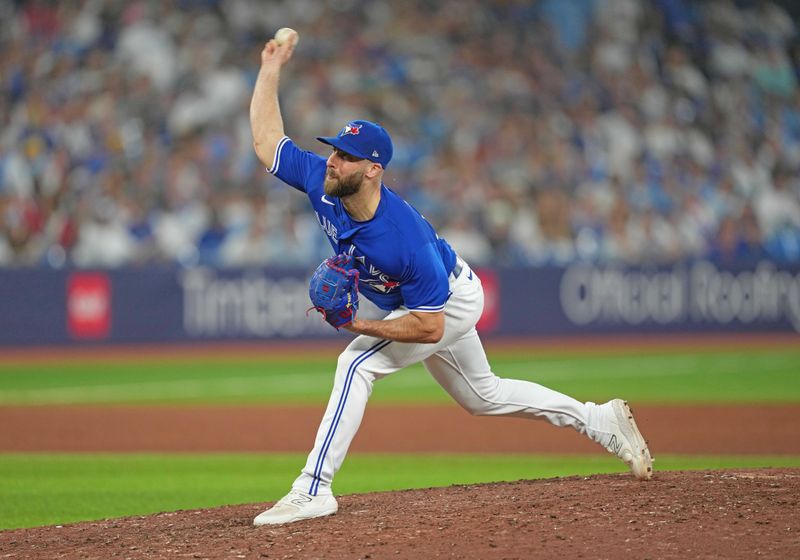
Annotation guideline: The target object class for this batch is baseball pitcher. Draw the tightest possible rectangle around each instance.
[250,30,653,526]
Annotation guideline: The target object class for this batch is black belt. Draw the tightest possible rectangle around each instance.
[451,258,463,279]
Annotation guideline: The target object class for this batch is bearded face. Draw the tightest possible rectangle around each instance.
[324,167,364,198]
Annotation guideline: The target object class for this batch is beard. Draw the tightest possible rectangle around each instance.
[324,168,364,198]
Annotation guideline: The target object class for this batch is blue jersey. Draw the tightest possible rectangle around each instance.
[268,137,458,312]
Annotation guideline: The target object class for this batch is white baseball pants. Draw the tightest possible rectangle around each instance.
[293,259,613,496]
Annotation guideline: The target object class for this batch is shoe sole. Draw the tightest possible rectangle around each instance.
[611,399,653,481]
[253,503,338,526]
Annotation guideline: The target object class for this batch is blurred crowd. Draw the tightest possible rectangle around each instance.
[2,0,800,269]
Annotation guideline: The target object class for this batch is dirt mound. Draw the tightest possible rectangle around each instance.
[2,468,799,559]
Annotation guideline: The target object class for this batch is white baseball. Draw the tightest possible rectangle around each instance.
[274,27,299,47]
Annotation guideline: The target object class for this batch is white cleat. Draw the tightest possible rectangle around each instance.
[605,399,654,481]
[253,489,338,526]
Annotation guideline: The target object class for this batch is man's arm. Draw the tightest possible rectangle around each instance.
[344,311,445,344]
[250,36,296,168]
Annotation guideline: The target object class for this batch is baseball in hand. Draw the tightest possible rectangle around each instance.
[274,27,299,47]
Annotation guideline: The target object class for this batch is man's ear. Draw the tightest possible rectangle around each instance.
[365,163,383,179]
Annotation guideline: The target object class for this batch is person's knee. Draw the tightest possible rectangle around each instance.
[459,377,503,415]
[336,350,378,386]
[461,398,499,416]
[333,351,353,384]
[336,351,353,373]
[462,400,489,415]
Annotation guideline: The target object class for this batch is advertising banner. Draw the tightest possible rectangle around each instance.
[0,261,797,346]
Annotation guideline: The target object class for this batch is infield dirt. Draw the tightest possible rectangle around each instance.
[1,403,799,454]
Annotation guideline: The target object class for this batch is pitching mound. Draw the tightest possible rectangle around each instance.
[2,468,798,559]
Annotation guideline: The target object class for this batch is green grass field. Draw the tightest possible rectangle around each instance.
[1,346,799,405]
[1,343,799,530]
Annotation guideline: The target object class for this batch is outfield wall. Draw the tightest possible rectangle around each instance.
[0,260,798,346]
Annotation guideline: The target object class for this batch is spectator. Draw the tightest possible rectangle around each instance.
[0,0,798,270]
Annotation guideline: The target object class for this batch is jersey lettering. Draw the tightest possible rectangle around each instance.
[347,249,402,294]
[315,211,338,243]
[363,263,400,293]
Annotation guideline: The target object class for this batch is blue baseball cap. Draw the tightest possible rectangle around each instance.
[317,120,393,168]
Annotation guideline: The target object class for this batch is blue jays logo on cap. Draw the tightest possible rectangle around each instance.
[341,123,362,136]
[317,119,394,168]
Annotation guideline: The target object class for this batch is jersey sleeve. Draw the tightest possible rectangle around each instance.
[267,136,325,193]
[400,242,451,312]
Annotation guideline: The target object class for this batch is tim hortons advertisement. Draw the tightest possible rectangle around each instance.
[0,260,797,346]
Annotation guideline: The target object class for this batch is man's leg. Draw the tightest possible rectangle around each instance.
[255,309,466,526]
[253,336,393,526]
[422,329,653,480]
[420,262,652,479]
[291,336,393,497]
[423,327,609,437]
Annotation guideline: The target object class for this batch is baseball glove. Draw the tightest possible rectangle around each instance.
[308,253,359,329]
